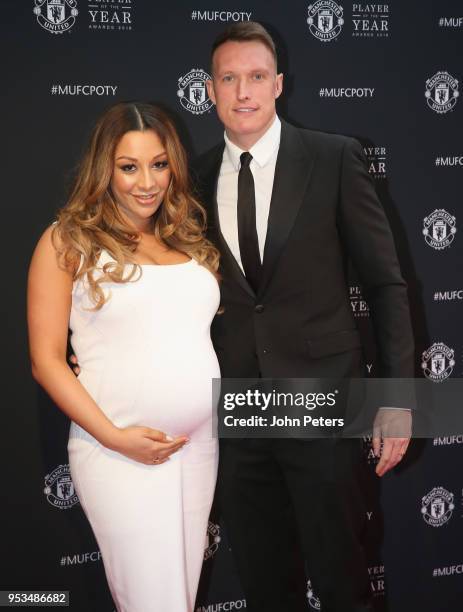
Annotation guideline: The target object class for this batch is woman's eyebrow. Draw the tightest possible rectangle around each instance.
[115,151,166,161]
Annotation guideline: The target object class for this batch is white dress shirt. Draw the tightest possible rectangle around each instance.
[217,115,281,270]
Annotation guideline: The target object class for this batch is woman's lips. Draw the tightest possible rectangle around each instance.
[132,193,156,205]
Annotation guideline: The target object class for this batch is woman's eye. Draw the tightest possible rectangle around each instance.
[153,160,169,170]
[120,164,136,172]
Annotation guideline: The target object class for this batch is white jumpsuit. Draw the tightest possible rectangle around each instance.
[67,250,220,611]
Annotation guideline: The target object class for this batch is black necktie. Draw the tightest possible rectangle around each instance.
[237,152,262,293]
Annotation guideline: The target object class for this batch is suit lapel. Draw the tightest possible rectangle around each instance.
[258,120,316,298]
[202,120,315,300]
[202,144,256,299]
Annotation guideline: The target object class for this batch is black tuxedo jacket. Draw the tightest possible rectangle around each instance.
[192,119,414,381]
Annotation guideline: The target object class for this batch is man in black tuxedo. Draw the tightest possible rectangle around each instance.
[193,22,414,612]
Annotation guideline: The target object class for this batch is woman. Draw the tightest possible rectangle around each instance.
[27,102,221,611]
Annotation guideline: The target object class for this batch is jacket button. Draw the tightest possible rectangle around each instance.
[254,304,265,314]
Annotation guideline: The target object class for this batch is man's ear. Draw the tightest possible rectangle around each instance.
[275,73,284,100]
[206,79,216,104]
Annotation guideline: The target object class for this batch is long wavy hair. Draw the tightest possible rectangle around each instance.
[53,102,219,309]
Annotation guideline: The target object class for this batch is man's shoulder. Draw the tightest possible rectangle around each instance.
[285,120,357,154]
[191,141,225,180]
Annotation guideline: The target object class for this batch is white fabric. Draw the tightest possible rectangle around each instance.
[217,115,281,268]
[68,250,220,612]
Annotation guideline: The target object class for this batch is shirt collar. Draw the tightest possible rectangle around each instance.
[224,115,281,171]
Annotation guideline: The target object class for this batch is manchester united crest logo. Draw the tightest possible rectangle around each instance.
[307,579,322,609]
[33,0,78,34]
[421,487,455,527]
[43,464,79,509]
[421,342,455,382]
[423,209,457,250]
[177,69,214,115]
[425,71,459,114]
[307,1,344,42]
[204,521,221,560]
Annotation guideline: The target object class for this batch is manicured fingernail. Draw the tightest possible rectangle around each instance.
[166,435,173,441]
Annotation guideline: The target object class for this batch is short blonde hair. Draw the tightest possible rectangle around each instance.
[211,22,278,74]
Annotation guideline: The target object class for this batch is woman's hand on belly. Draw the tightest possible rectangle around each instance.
[110,426,189,465]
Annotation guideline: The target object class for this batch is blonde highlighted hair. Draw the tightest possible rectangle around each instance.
[53,102,219,309]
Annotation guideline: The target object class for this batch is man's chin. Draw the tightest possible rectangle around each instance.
[228,119,264,137]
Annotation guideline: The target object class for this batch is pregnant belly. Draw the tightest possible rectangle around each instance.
[79,343,221,439]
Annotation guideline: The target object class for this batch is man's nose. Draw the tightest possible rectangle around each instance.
[237,77,251,100]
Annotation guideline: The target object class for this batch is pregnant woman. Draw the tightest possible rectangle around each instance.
[27,102,221,611]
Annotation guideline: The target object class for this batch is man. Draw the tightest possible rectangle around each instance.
[192,22,414,612]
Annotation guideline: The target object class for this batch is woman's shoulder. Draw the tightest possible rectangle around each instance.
[36,221,81,277]
[33,222,59,258]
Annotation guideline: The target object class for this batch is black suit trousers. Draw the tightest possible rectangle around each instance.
[217,436,374,612]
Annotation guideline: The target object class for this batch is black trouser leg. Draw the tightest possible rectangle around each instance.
[217,439,306,612]
[275,438,373,612]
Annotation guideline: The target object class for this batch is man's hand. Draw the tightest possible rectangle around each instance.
[372,408,412,477]
[69,353,80,376]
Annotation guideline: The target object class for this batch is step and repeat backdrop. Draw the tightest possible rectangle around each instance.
[2,1,462,611]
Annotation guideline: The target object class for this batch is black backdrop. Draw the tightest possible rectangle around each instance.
[2,1,462,611]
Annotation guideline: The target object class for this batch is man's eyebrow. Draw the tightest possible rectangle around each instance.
[217,67,270,75]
